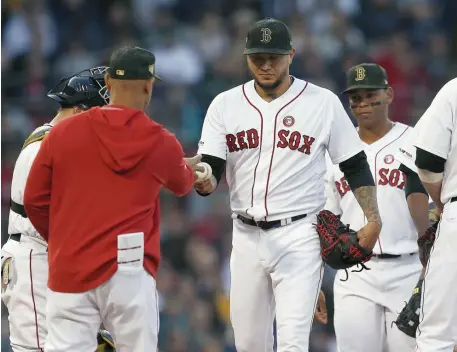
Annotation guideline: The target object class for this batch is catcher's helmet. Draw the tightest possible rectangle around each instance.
[47,66,109,109]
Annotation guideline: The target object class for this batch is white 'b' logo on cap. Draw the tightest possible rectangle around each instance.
[260,28,272,43]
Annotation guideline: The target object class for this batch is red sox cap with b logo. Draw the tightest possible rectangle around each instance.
[244,17,293,55]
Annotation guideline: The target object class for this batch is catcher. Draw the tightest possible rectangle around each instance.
[1,67,112,352]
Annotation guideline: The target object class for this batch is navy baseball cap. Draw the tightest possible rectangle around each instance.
[244,18,293,55]
[107,45,162,81]
[342,63,389,94]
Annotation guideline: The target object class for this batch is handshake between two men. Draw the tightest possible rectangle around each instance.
[184,155,217,194]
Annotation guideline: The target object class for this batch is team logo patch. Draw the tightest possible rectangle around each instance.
[354,66,366,81]
[384,154,395,164]
[283,116,295,127]
[260,28,272,43]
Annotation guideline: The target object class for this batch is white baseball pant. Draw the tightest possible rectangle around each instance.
[45,232,159,352]
[416,200,457,352]
[229,215,324,352]
[334,252,422,352]
[1,235,48,352]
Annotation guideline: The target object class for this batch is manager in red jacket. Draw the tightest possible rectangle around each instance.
[24,45,201,352]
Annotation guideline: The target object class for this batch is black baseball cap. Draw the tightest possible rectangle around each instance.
[244,17,292,55]
[107,45,162,81]
[342,63,389,94]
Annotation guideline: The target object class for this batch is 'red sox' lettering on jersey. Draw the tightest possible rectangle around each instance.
[226,128,260,152]
[226,128,316,155]
[336,167,406,198]
[276,130,315,154]
[198,78,364,221]
[325,122,417,255]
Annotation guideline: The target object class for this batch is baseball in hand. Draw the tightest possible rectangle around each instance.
[196,162,212,181]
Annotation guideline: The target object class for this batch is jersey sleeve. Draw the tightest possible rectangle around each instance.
[24,134,53,241]
[396,128,418,173]
[324,154,343,215]
[413,80,456,160]
[11,142,42,205]
[197,93,227,160]
[325,92,364,164]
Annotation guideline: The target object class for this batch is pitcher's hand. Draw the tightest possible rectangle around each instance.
[194,177,216,194]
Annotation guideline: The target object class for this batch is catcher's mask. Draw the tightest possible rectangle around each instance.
[47,66,109,110]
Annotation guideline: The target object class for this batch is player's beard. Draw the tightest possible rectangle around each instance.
[253,69,289,92]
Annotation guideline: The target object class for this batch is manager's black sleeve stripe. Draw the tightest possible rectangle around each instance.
[415,148,446,173]
[339,151,375,190]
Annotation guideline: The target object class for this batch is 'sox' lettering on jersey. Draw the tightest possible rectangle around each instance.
[336,168,406,198]
[226,128,259,152]
[276,130,315,154]
[378,168,406,189]
[227,128,315,155]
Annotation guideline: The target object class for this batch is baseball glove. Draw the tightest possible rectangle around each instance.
[315,210,373,277]
[96,329,116,352]
[393,278,423,337]
[417,221,438,267]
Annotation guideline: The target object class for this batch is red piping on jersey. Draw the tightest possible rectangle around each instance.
[242,84,264,217]
[29,249,42,350]
[373,125,410,254]
[264,82,308,220]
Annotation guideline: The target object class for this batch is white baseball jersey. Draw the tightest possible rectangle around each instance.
[197,78,363,221]
[8,124,52,245]
[325,123,418,255]
[396,117,426,174]
[413,78,457,204]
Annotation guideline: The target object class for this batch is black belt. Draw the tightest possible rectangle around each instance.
[373,252,416,259]
[451,197,457,203]
[9,233,21,242]
[10,199,27,218]
[237,213,307,230]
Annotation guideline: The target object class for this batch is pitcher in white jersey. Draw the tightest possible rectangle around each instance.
[412,78,457,352]
[191,18,383,352]
[1,67,112,352]
[325,63,423,352]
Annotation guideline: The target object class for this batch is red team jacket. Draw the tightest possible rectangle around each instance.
[24,105,195,293]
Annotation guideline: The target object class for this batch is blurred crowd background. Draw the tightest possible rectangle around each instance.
[1,0,456,351]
